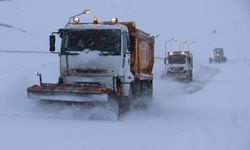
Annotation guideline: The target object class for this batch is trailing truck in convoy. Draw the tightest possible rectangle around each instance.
[167,51,193,81]
[209,48,227,63]
[27,15,155,117]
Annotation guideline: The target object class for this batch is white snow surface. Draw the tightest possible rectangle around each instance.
[1,0,250,150]
[1,54,250,150]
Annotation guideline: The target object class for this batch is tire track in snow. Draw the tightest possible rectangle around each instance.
[154,64,220,98]
[182,64,220,94]
[190,116,219,150]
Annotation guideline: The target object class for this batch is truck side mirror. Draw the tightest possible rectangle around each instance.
[49,35,56,52]
[164,57,167,64]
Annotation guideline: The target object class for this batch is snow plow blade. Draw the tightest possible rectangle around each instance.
[27,83,112,102]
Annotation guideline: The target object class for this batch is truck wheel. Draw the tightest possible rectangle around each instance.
[218,59,221,63]
[119,82,136,112]
[223,57,227,62]
[118,97,130,113]
[143,80,153,107]
[146,80,153,99]
[187,71,193,81]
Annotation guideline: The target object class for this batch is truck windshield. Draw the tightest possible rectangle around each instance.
[62,29,121,55]
[168,55,186,64]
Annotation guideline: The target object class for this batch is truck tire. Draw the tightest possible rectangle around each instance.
[218,59,221,63]
[118,82,136,112]
[118,97,130,113]
[187,71,193,81]
[143,80,153,108]
[223,57,227,62]
[146,80,153,99]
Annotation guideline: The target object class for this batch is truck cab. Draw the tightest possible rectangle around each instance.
[209,48,227,63]
[56,22,134,97]
[167,51,193,81]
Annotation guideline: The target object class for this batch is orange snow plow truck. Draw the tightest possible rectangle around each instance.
[27,14,155,117]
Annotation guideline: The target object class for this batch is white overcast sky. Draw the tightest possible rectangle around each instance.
[0,0,249,60]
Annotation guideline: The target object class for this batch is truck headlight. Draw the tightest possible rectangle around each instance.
[111,17,118,23]
[72,17,80,23]
[93,17,98,24]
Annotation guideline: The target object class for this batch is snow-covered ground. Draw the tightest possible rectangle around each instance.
[0,53,250,150]
[1,0,250,150]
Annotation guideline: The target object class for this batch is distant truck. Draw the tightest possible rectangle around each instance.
[166,51,193,81]
[209,48,227,63]
[27,14,155,117]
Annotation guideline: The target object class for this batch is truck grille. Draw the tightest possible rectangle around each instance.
[170,67,184,71]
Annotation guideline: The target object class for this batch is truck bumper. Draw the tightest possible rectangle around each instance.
[27,83,113,102]
[167,71,187,78]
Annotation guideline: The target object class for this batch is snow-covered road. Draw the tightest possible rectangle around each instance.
[0,53,250,150]
[1,0,250,149]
